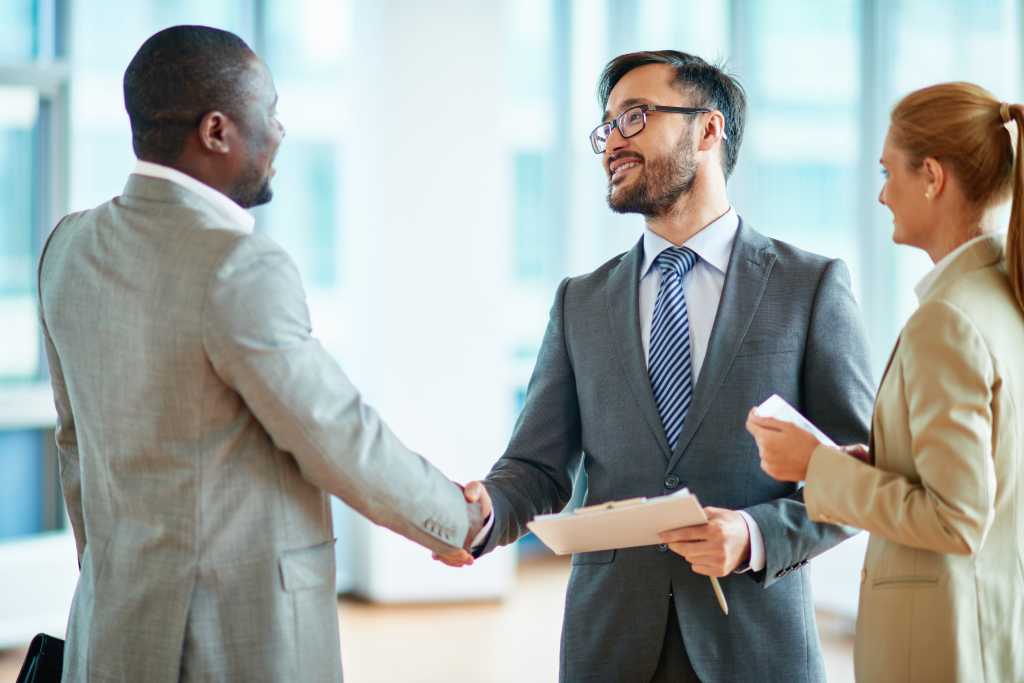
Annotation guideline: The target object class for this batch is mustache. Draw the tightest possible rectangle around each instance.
[607,151,644,165]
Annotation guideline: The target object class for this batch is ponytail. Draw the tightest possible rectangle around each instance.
[1007,103,1024,312]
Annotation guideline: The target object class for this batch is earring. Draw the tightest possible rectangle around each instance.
[925,191,933,200]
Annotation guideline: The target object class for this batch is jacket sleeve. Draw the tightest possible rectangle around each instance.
[42,321,86,563]
[744,258,874,587]
[479,277,582,555]
[38,215,87,565]
[804,299,996,555]
[202,234,472,555]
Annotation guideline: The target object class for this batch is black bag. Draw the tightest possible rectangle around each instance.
[16,633,64,683]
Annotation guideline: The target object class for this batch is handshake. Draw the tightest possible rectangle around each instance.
[434,481,493,568]
[430,480,756,578]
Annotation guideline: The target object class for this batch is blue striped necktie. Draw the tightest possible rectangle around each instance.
[648,246,699,450]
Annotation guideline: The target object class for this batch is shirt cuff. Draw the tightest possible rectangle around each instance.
[470,511,494,549]
[735,510,766,573]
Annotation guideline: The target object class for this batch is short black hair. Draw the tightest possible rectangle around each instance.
[123,25,255,163]
[597,50,746,179]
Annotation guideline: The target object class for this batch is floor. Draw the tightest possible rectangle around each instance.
[0,557,855,682]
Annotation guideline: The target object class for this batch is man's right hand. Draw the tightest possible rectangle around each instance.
[432,481,492,568]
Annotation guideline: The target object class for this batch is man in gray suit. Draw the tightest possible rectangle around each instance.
[438,51,874,681]
[39,26,484,682]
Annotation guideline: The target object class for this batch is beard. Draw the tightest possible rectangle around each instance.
[231,162,274,208]
[606,132,697,217]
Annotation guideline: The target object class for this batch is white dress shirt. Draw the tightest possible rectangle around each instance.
[131,160,255,234]
[638,208,764,573]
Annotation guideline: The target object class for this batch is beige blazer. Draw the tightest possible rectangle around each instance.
[804,234,1024,683]
[39,175,473,683]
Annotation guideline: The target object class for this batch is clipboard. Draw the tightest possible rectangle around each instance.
[526,488,729,615]
[526,488,706,555]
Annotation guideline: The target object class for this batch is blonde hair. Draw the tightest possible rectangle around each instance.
[889,82,1024,311]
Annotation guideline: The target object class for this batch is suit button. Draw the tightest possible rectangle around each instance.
[658,544,669,553]
[664,475,681,489]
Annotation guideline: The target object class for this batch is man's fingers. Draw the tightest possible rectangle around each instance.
[667,541,718,561]
[659,525,708,543]
[462,480,492,516]
[432,550,474,567]
[461,481,483,503]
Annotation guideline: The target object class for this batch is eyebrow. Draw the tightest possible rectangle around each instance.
[602,97,654,122]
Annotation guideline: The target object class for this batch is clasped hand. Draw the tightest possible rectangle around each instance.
[432,481,492,568]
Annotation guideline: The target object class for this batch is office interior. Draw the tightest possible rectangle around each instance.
[1,1,1020,681]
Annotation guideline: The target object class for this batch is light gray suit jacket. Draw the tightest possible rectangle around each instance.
[39,175,473,682]
[479,220,874,682]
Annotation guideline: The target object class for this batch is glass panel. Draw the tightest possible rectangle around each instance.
[0,430,43,540]
[514,151,563,281]
[255,0,351,289]
[735,0,861,287]
[255,140,340,289]
[0,86,41,381]
[0,0,36,63]
[508,0,563,285]
[263,0,351,78]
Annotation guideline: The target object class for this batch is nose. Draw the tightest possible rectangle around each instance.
[606,123,628,152]
[877,185,885,206]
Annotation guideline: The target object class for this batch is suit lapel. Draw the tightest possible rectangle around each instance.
[606,238,673,460]
[667,220,776,472]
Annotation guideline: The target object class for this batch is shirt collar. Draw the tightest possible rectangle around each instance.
[640,208,739,280]
[130,160,256,234]
[913,232,1004,302]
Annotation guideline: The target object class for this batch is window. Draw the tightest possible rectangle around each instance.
[0,86,43,381]
[254,0,351,291]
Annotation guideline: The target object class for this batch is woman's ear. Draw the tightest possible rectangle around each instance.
[921,156,945,200]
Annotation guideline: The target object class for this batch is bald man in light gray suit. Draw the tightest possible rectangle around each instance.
[40,26,483,683]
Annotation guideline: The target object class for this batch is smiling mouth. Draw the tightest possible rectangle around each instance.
[610,161,642,184]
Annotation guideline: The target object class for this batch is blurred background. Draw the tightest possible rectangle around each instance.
[1,0,1021,680]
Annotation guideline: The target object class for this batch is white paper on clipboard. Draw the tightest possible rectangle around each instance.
[525,488,707,555]
[754,394,837,447]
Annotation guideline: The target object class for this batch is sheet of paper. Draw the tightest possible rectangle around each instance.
[526,488,707,555]
[755,394,837,447]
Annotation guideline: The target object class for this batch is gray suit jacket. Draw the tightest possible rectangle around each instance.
[480,220,874,682]
[39,175,472,683]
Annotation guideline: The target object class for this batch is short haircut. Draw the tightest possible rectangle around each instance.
[597,50,746,179]
[123,25,255,163]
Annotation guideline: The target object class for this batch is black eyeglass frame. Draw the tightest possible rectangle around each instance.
[589,104,715,154]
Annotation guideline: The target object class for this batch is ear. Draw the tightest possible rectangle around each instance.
[921,157,946,199]
[697,110,728,153]
[197,111,233,155]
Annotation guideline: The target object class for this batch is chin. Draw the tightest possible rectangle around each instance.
[891,221,922,247]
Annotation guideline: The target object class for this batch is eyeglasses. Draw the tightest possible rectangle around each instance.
[589,104,714,154]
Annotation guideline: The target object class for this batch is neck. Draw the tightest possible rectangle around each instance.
[155,155,235,201]
[645,169,731,245]
[924,204,1000,263]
